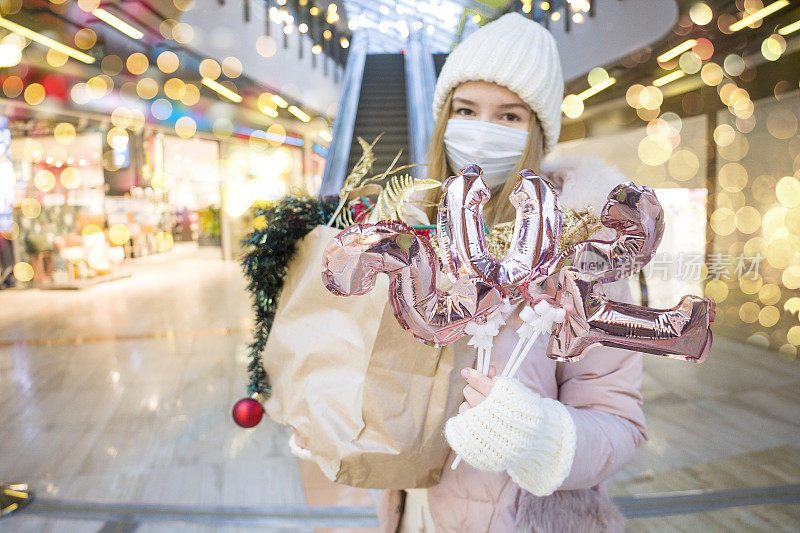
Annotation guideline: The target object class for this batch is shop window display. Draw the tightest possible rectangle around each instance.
[8,125,173,288]
[161,135,222,248]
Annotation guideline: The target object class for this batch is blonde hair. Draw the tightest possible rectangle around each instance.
[425,88,546,227]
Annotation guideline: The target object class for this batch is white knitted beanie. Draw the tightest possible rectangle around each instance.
[432,13,564,153]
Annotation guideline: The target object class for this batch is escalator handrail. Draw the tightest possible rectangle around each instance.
[404,29,437,178]
[319,31,369,197]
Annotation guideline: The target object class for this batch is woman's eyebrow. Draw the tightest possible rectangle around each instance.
[497,103,530,111]
[452,97,476,105]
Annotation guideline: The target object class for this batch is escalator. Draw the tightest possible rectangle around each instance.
[319,33,437,196]
[346,54,410,176]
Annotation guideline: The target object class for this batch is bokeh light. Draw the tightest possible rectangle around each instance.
[766,110,798,139]
[126,53,150,75]
[761,34,786,61]
[54,122,76,145]
[710,207,736,235]
[13,262,34,283]
[24,83,45,105]
[199,58,221,80]
[174,116,197,138]
[587,67,609,87]
[34,170,56,192]
[3,75,23,97]
[735,206,761,234]
[60,167,82,189]
[213,117,233,139]
[164,78,186,100]
[267,124,286,146]
[638,134,672,166]
[776,176,800,208]
[667,149,699,181]
[679,51,702,74]
[723,54,745,76]
[172,22,194,44]
[109,224,131,245]
[157,50,180,73]
[689,2,712,25]
[81,224,103,237]
[222,56,243,78]
[256,36,277,57]
[46,48,68,68]
[155,231,175,252]
[180,84,200,106]
[74,27,97,49]
[151,98,173,120]
[20,198,41,219]
[101,55,123,76]
[561,94,584,119]
[136,78,159,100]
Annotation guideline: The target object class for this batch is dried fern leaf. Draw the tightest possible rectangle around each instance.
[328,134,383,226]
[375,174,440,222]
[339,134,382,199]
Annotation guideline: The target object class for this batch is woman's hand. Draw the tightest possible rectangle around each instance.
[459,366,497,413]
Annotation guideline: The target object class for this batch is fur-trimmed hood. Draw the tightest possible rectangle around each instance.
[541,154,629,214]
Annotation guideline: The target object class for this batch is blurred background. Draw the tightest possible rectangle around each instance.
[0,0,798,531]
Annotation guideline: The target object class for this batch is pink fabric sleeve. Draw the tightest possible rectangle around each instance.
[555,280,648,490]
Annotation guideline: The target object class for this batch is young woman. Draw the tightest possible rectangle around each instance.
[378,13,647,532]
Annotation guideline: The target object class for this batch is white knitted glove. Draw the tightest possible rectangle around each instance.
[444,377,577,496]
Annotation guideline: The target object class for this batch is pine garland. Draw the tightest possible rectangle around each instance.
[240,197,337,396]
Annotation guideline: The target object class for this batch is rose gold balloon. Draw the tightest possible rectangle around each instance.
[547,268,715,363]
[556,182,664,284]
[542,183,713,363]
[437,165,561,297]
[322,220,503,346]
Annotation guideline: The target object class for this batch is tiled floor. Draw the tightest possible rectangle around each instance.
[1,245,798,531]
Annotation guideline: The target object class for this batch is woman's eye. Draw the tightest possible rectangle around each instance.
[454,108,475,116]
[502,113,520,122]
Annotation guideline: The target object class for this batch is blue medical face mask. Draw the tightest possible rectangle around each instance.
[444,119,529,188]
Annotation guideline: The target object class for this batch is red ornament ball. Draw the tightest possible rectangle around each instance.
[232,398,264,428]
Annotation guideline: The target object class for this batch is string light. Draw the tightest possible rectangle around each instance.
[657,39,697,63]
[653,70,686,87]
[0,16,95,63]
[201,78,242,103]
[577,77,615,100]
[729,0,789,32]
[778,19,800,35]
[287,105,310,122]
[92,8,144,39]
[271,94,288,108]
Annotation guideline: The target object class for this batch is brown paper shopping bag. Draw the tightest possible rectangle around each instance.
[263,225,471,489]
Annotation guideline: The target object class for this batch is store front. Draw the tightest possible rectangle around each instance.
[0,112,326,288]
[1,119,245,288]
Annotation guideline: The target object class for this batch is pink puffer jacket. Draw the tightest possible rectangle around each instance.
[378,156,648,532]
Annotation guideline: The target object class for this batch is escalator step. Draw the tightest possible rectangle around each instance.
[344,53,412,178]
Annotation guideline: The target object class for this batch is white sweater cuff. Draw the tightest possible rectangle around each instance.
[444,377,577,496]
